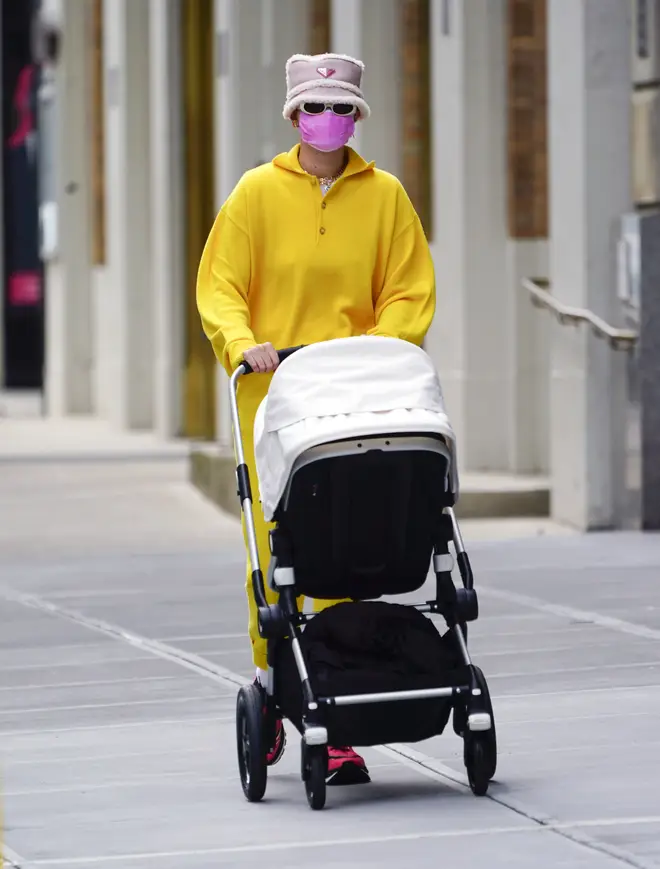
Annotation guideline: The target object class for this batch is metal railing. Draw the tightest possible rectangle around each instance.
[523,278,638,351]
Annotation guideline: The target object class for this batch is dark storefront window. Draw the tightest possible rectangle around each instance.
[2,0,44,389]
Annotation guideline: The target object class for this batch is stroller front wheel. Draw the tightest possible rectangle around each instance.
[462,667,497,796]
[301,742,327,811]
[236,684,268,803]
[464,734,491,796]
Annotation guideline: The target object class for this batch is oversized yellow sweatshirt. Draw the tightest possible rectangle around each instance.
[197,144,436,379]
[197,145,436,665]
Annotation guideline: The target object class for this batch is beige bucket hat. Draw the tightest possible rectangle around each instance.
[283,53,371,120]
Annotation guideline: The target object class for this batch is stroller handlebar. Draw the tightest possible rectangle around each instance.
[239,345,305,375]
[228,345,305,608]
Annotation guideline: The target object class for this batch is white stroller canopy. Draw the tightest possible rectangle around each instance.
[254,336,458,520]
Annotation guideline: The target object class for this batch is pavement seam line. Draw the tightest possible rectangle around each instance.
[15,817,660,866]
[4,772,228,798]
[0,694,226,718]
[0,675,190,693]
[0,585,247,691]
[0,654,155,673]
[380,745,660,869]
[0,582,655,869]
[479,586,660,643]
[2,843,26,868]
[0,715,232,739]
[5,744,213,768]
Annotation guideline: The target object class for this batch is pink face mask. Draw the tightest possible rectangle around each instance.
[298,111,355,153]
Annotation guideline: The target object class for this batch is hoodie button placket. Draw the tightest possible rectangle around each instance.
[320,198,327,236]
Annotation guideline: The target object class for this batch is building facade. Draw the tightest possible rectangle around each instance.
[20,0,641,530]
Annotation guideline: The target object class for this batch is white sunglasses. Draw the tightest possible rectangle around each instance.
[299,102,357,117]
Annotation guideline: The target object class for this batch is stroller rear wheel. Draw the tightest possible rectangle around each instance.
[236,684,268,803]
[464,734,491,796]
[301,741,327,811]
[462,666,497,795]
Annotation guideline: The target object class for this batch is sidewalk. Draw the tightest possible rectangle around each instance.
[1,434,658,867]
[0,416,189,463]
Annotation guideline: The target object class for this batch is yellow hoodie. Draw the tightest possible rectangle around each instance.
[197,144,435,669]
[197,144,436,377]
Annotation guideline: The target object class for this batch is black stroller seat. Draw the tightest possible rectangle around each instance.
[280,441,451,600]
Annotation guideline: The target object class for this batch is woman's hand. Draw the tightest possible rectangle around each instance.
[243,342,280,373]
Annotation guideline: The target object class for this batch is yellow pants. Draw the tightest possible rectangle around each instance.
[238,377,343,670]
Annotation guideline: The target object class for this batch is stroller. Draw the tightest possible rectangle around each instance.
[229,337,497,810]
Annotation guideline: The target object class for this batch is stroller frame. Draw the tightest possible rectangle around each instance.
[229,350,497,810]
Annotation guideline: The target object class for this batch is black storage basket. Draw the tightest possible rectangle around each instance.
[274,601,468,747]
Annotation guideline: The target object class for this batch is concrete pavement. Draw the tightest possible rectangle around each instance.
[1,449,660,867]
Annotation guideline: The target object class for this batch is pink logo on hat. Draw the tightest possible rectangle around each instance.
[317,67,336,78]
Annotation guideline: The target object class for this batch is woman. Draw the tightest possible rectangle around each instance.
[197,53,435,786]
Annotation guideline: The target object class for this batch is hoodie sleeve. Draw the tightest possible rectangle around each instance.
[196,183,256,375]
[367,185,436,347]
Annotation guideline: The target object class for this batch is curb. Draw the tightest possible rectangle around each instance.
[189,447,550,521]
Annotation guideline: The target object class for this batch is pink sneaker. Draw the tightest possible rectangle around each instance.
[326,746,371,786]
[254,679,286,766]
[266,717,286,766]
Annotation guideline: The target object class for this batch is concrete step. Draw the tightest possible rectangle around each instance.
[0,389,43,420]
[190,446,550,521]
[457,472,550,519]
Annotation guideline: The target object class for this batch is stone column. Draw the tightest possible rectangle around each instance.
[506,0,550,474]
[330,0,401,172]
[310,0,331,54]
[268,0,310,158]
[426,0,510,472]
[213,0,263,447]
[331,0,363,153]
[103,0,153,430]
[149,0,184,439]
[548,0,632,528]
[631,0,660,529]
[400,0,431,234]
[43,0,94,416]
[0,8,4,390]
[634,213,660,529]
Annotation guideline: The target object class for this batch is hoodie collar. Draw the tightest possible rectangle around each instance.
[273,144,375,180]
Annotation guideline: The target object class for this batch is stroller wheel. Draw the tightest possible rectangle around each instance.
[301,742,327,811]
[457,667,497,773]
[472,666,497,780]
[236,684,268,803]
[463,667,497,796]
[464,734,490,796]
